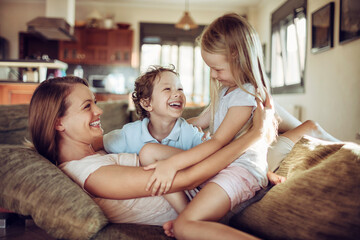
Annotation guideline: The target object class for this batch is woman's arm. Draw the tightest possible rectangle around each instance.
[85,97,270,199]
[85,125,262,199]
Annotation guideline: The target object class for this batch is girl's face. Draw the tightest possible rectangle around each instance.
[201,49,237,90]
[56,83,103,144]
[148,71,186,120]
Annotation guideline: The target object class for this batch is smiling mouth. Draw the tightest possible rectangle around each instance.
[90,119,101,127]
[169,101,183,109]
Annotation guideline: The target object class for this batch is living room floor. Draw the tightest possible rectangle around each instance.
[0,218,54,240]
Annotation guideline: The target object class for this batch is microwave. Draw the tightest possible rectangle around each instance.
[88,75,107,93]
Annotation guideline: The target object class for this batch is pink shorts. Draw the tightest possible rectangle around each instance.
[206,166,261,209]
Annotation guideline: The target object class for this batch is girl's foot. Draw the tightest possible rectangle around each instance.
[267,171,286,185]
[163,220,175,237]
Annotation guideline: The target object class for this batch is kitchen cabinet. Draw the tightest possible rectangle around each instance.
[59,28,133,66]
[0,83,38,105]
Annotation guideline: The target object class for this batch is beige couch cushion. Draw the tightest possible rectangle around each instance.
[230,136,360,240]
[0,145,108,240]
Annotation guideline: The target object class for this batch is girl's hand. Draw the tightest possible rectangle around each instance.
[253,89,275,138]
[143,160,177,196]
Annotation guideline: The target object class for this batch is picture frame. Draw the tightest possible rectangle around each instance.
[311,2,334,53]
[339,0,360,44]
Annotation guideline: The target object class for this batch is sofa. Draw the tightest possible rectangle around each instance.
[0,100,359,240]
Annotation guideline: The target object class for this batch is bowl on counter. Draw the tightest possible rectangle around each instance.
[116,23,130,29]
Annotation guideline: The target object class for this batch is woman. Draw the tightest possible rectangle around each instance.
[28,76,271,229]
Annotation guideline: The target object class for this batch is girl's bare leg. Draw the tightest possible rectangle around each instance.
[171,183,259,240]
[281,120,340,142]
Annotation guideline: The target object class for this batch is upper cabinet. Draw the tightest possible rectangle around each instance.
[59,27,133,66]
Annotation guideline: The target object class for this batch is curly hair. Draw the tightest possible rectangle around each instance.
[132,65,179,120]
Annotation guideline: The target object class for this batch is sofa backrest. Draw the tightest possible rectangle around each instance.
[0,101,131,145]
[0,100,206,145]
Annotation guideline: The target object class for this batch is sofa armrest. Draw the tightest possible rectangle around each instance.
[230,137,360,240]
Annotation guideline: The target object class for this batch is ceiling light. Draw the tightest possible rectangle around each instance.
[175,0,198,31]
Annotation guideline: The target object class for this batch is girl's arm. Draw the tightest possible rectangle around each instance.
[187,106,211,129]
[84,105,266,199]
[145,105,253,195]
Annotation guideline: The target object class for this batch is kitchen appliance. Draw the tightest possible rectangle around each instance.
[88,75,107,93]
[89,73,127,94]
[27,17,76,41]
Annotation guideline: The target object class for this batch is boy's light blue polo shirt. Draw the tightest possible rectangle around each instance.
[103,117,205,154]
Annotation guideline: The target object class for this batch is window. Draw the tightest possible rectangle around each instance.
[140,23,209,106]
[270,0,307,94]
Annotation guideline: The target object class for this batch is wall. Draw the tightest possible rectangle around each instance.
[253,0,360,143]
[0,1,45,58]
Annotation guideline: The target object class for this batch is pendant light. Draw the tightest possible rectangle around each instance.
[175,0,198,31]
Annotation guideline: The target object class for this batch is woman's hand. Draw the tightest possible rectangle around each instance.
[143,160,178,196]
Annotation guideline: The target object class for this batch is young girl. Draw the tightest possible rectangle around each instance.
[144,13,276,239]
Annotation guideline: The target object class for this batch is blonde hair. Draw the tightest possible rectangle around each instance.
[199,13,277,142]
[29,76,89,164]
[132,65,179,120]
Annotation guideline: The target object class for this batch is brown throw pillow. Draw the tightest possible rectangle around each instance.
[0,145,108,239]
[230,136,360,240]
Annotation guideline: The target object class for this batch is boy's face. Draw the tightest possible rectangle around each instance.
[148,71,186,120]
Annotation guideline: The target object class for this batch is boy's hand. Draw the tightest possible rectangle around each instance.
[144,160,177,196]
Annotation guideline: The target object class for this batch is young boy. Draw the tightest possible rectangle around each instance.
[93,65,207,213]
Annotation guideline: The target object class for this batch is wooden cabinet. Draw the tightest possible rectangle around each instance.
[58,28,86,64]
[108,30,133,65]
[59,28,133,66]
[0,83,38,105]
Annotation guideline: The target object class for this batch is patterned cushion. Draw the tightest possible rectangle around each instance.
[0,104,30,145]
[230,136,360,240]
[0,145,108,239]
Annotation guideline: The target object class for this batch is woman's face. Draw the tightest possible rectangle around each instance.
[201,49,237,90]
[56,83,103,144]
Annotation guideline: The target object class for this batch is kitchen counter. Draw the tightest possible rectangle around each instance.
[0,82,38,105]
[0,59,68,82]
[0,59,68,69]
[0,82,129,105]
